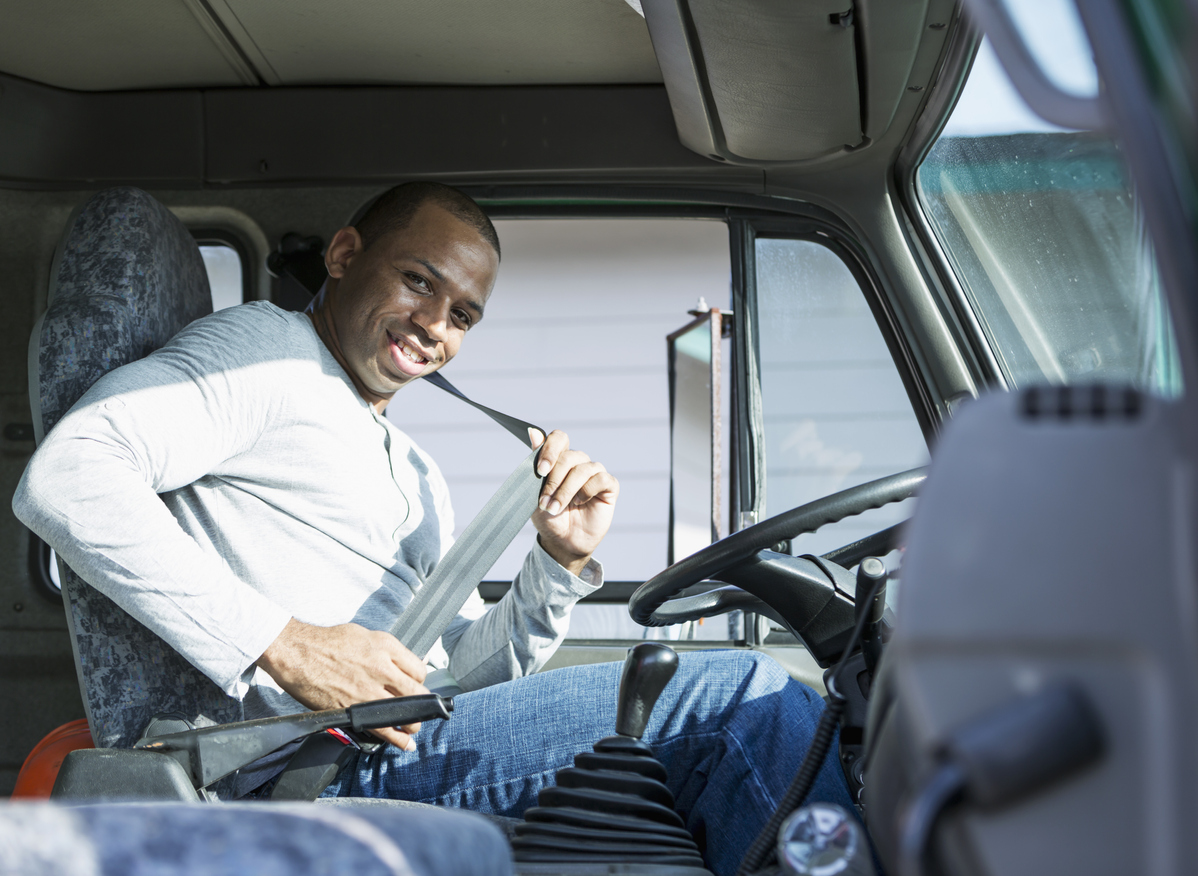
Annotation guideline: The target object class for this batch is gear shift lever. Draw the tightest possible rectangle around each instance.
[513,643,712,874]
[616,642,679,739]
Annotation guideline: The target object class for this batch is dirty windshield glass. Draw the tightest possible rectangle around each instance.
[916,35,1182,397]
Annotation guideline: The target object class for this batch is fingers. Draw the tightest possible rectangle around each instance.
[376,634,428,687]
[370,726,418,751]
[258,620,433,754]
[533,430,621,515]
[370,634,429,750]
[534,429,570,478]
[528,427,545,449]
[539,455,618,516]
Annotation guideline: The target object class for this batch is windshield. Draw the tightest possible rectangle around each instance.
[916,35,1182,397]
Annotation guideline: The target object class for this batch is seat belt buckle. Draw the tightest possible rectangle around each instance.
[324,727,361,749]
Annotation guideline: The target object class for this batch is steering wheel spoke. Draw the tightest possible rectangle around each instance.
[647,584,788,630]
[628,468,925,662]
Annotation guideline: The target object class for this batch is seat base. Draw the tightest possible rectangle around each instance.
[52,748,198,802]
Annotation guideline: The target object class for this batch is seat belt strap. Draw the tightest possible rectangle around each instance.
[302,275,547,658]
[423,371,542,447]
[273,371,542,798]
[391,448,543,659]
[271,272,549,797]
[389,373,545,660]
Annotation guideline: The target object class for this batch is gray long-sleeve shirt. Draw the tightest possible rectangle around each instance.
[13,301,600,718]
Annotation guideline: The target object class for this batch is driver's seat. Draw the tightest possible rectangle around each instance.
[28,187,247,762]
[16,183,521,872]
[19,192,524,858]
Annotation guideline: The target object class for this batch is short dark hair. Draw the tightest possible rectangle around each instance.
[354,182,500,260]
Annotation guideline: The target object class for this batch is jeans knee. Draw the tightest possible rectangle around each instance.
[735,648,797,686]
[676,648,811,706]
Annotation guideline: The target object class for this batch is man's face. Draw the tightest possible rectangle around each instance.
[323,203,498,405]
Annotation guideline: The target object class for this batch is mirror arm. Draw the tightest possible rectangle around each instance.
[965,0,1105,131]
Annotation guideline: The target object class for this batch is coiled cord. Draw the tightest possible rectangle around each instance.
[736,568,887,876]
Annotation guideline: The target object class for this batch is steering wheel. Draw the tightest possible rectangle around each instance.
[629,468,926,628]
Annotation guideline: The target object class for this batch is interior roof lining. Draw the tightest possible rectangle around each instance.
[0,0,664,92]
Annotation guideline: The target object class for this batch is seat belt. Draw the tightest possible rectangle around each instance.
[389,372,546,660]
[422,371,540,447]
[270,372,546,800]
[300,277,549,659]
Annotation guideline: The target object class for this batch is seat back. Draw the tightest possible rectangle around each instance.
[30,187,242,750]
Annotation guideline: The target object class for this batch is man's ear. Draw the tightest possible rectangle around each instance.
[325,226,365,279]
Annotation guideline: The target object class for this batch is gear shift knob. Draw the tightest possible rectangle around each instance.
[615,643,679,739]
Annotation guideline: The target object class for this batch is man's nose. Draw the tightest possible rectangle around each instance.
[412,299,450,343]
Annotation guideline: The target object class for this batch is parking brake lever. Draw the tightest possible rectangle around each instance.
[136,693,453,790]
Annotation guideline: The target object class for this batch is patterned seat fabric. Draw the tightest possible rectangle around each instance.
[31,187,243,753]
[0,801,513,876]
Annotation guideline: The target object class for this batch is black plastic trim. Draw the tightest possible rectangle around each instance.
[479,581,644,604]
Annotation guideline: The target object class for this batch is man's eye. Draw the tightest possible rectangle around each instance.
[406,273,429,291]
[454,310,472,328]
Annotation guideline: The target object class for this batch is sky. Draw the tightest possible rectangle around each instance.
[942,0,1099,137]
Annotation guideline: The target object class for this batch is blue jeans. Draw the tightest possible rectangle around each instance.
[323,649,853,876]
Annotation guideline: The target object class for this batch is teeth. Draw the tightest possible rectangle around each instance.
[398,339,425,364]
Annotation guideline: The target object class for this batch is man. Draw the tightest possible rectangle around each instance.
[14,182,851,876]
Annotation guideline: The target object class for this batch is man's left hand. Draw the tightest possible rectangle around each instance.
[529,429,619,577]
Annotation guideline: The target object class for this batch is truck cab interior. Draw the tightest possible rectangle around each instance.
[3,1,1197,875]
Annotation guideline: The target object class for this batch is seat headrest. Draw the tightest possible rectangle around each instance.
[31,186,212,441]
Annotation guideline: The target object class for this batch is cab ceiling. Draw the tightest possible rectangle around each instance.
[0,0,961,191]
[0,0,662,90]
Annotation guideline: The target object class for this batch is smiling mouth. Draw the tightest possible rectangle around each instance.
[387,331,432,375]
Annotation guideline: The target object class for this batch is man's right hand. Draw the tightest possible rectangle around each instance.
[256,618,429,751]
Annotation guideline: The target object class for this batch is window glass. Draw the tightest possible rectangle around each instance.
[391,218,731,640]
[916,39,1181,396]
[757,239,927,558]
[199,243,245,312]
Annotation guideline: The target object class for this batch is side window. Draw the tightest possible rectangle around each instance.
[756,238,927,557]
[197,242,245,311]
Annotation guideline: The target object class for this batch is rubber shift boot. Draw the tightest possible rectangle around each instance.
[513,734,712,874]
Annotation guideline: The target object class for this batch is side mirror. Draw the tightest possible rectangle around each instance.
[666,303,731,564]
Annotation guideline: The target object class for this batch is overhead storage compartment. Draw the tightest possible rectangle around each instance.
[642,0,932,165]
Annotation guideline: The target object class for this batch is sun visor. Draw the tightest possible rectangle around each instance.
[642,0,929,165]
